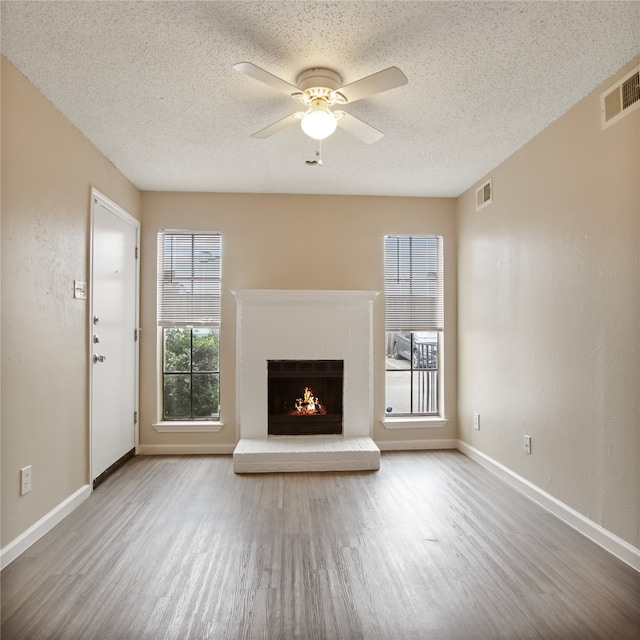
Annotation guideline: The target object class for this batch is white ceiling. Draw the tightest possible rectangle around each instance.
[2,1,639,197]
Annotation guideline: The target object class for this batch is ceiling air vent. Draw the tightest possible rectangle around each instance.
[601,65,640,130]
[476,178,492,211]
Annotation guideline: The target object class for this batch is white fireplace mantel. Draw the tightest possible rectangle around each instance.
[232,289,380,303]
[232,289,380,473]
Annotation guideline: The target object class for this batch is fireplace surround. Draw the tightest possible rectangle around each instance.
[232,290,380,473]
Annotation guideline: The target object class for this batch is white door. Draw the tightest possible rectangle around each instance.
[90,190,139,483]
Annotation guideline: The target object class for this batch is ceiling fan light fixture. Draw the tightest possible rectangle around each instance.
[235,62,408,143]
[300,100,337,140]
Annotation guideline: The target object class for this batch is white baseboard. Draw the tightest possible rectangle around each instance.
[138,441,457,455]
[377,438,458,451]
[1,484,92,570]
[137,444,235,455]
[5,445,636,573]
[457,440,640,572]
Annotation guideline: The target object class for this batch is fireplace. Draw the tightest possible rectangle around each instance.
[268,360,344,435]
[232,289,380,473]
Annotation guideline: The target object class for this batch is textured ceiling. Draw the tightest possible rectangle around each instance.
[2,1,639,197]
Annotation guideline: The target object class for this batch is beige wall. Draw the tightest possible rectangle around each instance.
[139,193,458,449]
[1,57,141,546]
[457,57,640,548]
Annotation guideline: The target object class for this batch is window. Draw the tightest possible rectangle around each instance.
[384,235,443,416]
[157,231,221,420]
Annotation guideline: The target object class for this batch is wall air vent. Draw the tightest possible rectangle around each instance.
[601,65,640,130]
[476,178,492,211]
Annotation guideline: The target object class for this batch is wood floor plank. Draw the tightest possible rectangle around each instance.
[2,451,639,639]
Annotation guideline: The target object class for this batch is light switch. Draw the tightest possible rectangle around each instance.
[74,281,87,299]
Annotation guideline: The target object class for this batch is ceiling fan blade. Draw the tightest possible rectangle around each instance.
[338,67,407,103]
[251,112,303,139]
[336,112,384,144]
[233,62,300,97]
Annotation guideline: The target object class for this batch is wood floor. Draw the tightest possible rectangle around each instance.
[2,451,639,640]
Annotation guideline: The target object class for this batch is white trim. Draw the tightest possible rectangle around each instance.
[377,438,458,451]
[152,421,224,433]
[457,441,640,573]
[0,485,91,570]
[381,417,448,429]
[89,188,140,483]
[91,188,139,226]
[5,447,636,574]
[231,289,380,303]
[159,228,221,235]
[137,444,235,455]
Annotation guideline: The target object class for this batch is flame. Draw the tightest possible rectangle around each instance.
[289,386,327,415]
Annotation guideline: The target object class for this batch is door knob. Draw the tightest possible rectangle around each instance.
[93,354,107,363]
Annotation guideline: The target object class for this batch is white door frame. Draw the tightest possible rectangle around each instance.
[89,188,140,484]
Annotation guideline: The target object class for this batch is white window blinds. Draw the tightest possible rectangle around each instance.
[384,235,443,332]
[157,231,221,326]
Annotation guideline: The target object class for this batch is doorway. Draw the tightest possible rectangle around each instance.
[90,189,139,485]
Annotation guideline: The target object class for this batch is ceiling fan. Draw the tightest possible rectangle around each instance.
[233,62,408,144]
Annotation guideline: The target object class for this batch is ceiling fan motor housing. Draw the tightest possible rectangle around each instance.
[297,68,342,92]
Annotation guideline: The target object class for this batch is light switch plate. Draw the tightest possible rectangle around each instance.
[74,280,87,299]
[20,466,32,495]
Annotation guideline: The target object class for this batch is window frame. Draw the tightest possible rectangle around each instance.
[154,230,223,431]
[383,235,446,426]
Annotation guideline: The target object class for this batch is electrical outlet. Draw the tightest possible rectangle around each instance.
[20,466,32,495]
[473,413,480,430]
[523,435,532,455]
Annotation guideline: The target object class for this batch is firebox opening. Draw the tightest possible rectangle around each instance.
[268,360,344,436]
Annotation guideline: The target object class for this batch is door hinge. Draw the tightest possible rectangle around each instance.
[134,411,138,425]
[134,328,138,341]
[135,247,139,259]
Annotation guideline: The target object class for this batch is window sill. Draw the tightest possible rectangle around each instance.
[152,421,224,433]
[381,416,448,430]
